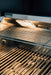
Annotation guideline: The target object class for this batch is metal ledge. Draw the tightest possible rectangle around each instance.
[5,13,51,23]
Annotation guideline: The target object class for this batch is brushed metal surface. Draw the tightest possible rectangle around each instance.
[0,26,51,49]
[5,13,51,23]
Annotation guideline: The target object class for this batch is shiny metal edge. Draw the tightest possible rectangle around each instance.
[4,13,51,23]
[0,35,51,49]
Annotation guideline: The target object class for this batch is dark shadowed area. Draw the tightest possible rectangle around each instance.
[0,0,51,16]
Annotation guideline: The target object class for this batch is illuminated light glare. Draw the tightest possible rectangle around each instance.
[1,20,8,24]
[0,23,7,31]
[0,23,14,31]
[16,20,36,29]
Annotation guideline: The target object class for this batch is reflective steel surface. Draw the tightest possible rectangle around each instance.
[0,26,51,49]
[0,17,51,49]
[0,17,51,75]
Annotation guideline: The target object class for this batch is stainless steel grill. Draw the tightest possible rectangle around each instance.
[0,17,51,75]
[0,42,51,75]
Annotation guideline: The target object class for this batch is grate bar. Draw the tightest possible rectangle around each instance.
[0,49,30,74]
[41,64,51,75]
[4,47,41,75]
[22,55,49,75]
[26,56,49,75]
[0,48,23,62]
[0,43,51,75]
[30,57,50,75]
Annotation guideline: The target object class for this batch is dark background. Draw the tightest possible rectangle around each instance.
[0,0,51,16]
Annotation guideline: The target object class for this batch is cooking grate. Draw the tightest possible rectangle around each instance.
[0,42,51,75]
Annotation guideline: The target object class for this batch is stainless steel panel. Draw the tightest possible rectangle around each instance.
[0,26,51,49]
[5,13,51,23]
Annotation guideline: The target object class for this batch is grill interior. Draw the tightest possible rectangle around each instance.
[0,40,51,75]
[0,17,51,75]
